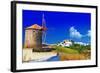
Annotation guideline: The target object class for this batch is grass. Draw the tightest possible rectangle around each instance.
[53,46,90,60]
[54,46,79,54]
[59,53,87,60]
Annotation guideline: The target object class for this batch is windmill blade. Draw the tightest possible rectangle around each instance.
[42,13,47,44]
[43,31,46,44]
[42,14,45,27]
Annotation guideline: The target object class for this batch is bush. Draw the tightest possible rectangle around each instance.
[69,44,91,53]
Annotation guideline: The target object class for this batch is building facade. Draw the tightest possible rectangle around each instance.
[24,24,43,52]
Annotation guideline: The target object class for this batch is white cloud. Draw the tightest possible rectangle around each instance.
[69,26,82,39]
[75,42,89,46]
[87,30,91,37]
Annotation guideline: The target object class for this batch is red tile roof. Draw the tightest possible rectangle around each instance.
[27,24,42,30]
[26,24,47,30]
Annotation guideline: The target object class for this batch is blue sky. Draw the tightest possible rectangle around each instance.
[22,10,91,44]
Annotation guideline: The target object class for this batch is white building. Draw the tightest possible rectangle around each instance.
[57,40,73,47]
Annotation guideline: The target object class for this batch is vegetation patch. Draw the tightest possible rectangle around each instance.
[54,46,79,54]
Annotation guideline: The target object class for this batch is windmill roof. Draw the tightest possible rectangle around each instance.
[26,24,42,30]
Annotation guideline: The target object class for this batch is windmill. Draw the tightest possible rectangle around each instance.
[24,14,48,52]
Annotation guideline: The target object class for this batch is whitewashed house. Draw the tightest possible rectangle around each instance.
[57,40,73,47]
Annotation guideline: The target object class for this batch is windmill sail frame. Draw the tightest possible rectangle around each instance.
[42,14,47,44]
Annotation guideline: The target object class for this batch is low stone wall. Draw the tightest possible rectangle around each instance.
[23,48,57,62]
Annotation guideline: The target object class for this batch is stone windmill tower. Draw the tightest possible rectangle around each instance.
[24,14,46,52]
